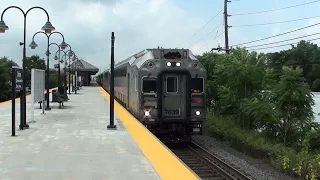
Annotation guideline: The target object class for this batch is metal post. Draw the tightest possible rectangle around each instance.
[11,67,16,136]
[45,40,51,110]
[68,56,71,94]
[21,16,28,128]
[224,0,230,54]
[57,47,61,87]
[64,57,67,95]
[1,6,53,129]
[107,32,117,130]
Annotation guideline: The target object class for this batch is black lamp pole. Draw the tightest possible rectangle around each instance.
[0,6,55,129]
[30,31,67,110]
[107,32,117,130]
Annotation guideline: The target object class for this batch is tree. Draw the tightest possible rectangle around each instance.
[0,57,18,102]
[24,55,46,87]
[271,66,315,146]
[212,48,269,129]
[267,40,320,91]
[49,69,59,89]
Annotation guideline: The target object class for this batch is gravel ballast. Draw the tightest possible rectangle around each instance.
[192,135,296,180]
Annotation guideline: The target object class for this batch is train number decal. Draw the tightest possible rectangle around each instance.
[164,108,180,115]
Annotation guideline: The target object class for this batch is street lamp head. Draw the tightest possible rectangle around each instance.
[68,51,74,58]
[0,21,9,33]
[54,55,59,60]
[59,41,68,50]
[41,21,55,34]
[29,40,38,49]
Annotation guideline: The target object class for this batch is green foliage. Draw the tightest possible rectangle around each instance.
[206,114,320,179]
[198,42,320,179]
[25,55,46,87]
[0,57,18,101]
[0,55,59,103]
[49,69,59,89]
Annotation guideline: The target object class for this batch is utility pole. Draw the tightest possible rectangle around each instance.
[224,0,231,53]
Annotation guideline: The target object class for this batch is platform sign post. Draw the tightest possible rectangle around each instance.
[107,32,117,130]
[12,66,23,136]
[30,69,46,123]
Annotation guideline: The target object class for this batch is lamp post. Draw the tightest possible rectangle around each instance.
[65,49,74,94]
[64,44,73,94]
[72,55,79,94]
[54,49,67,87]
[29,31,68,110]
[59,53,68,93]
[49,43,63,87]
[0,6,55,129]
[54,50,67,96]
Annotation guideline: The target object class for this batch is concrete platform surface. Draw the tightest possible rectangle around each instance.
[0,86,161,180]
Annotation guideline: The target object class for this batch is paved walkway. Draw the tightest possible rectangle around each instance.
[0,86,160,180]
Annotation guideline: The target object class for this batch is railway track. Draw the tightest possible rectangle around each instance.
[170,141,252,180]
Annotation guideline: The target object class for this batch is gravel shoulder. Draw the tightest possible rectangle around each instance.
[192,135,296,180]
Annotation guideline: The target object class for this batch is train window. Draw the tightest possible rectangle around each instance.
[166,77,178,92]
[143,78,157,93]
[191,78,203,93]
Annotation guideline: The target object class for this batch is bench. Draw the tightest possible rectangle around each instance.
[52,91,65,109]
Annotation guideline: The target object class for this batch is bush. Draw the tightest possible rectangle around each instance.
[205,114,320,180]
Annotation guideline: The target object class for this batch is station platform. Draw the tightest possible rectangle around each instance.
[0,85,199,180]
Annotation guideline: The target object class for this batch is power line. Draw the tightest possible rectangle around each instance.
[232,0,320,16]
[175,8,223,47]
[232,15,320,27]
[189,21,224,48]
[231,22,320,47]
[244,32,320,48]
[247,36,320,51]
[200,30,225,49]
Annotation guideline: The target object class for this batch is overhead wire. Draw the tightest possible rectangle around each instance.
[200,30,225,49]
[232,0,320,16]
[247,36,320,51]
[232,15,320,27]
[231,22,320,47]
[244,32,320,48]
[175,8,223,47]
[189,21,224,48]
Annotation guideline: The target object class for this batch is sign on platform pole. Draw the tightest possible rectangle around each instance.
[30,69,46,123]
[11,66,23,136]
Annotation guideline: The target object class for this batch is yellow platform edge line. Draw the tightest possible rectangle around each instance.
[0,88,58,107]
[98,86,199,180]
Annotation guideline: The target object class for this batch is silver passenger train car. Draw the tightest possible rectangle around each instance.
[100,48,207,143]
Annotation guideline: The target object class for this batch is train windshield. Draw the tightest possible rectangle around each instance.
[166,77,178,92]
[143,78,157,93]
[191,78,203,93]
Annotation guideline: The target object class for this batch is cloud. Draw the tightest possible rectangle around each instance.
[0,0,206,72]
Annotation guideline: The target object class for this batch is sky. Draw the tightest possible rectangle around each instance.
[0,0,320,73]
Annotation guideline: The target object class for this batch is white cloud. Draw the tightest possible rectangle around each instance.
[0,0,206,72]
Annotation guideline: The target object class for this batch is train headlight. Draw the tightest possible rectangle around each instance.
[144,111,150,116]
[176,62,181,66]
[195,110,201,116]
[166,62,171,66]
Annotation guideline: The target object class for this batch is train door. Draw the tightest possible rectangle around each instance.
[162,73,187,119]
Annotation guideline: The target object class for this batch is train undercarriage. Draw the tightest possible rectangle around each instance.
[144,121,199,144]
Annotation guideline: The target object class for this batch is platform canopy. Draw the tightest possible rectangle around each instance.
[69,59,99,75]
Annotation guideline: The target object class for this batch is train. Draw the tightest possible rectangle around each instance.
[97,48,207,144]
